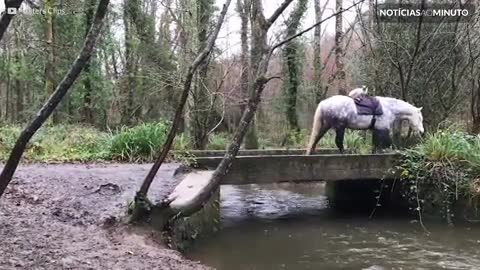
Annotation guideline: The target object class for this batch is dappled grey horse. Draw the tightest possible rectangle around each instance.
[306,89,424,154]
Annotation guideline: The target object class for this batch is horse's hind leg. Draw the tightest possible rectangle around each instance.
[307,107,330,155]
[335,128,345,154]
[307,126,329,155]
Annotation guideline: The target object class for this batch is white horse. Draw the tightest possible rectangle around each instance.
[306,92,424,154]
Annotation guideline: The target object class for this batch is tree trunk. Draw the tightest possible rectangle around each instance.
[13,22,23,122]
[244,0,295,149]
[152,0,295,224]
[313,0,326,103]
[0,0,110,199]
[237,0,249,119]
[122,0,136,125]
[244,0,268,149]
[190,0,214,150]
[334,0,346,95]
[15,69,22,122]
[44,0,57,123]
[368,0,374,32]
[83,0,97,124]
[130,0,232,221]
[470,69,480,134]
[165,75,272,218]
[178,0,195,133]
[283,0,307,132]
[5,51,11,122]
[0,42,6,121]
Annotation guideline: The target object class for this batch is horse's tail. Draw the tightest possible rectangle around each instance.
[306,104,323,155]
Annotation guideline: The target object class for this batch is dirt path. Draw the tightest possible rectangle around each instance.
[0,163,210,270]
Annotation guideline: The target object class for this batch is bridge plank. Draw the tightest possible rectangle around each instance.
[192,154,401,184]
[173,148,346,157]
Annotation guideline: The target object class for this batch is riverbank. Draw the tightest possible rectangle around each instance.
[398,129,480,223]
[0,163,209,269]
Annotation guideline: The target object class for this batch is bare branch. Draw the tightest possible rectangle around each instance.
[24,0,39,9]
[135,0,233,200]
[266,76,282,83]
[271,0,366,52]
[267,0,295,26]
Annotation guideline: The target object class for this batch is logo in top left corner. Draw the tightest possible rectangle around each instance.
[7,7,18,15]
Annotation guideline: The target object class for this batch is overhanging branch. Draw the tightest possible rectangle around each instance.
[267,0,295,26]
[271,0,366,53]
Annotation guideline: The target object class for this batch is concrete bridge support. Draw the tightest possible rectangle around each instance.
[160,150,402,250]
[326,179,407,214]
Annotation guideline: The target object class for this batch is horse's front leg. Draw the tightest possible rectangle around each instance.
[372,129,391,153]
[384,130,392,150]
[335,127,345,154]
[372,129,379,154]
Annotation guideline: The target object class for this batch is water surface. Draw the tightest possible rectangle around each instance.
[187,183,480,270]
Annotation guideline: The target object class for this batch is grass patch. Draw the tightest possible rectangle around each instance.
[398,128,480,224]
[207,133,230,150]
[0,123,262,162]
[278,129,371,153]
[110,122,169,162]
[0,124,111,162]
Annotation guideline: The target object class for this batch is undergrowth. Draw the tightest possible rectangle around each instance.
[110,122,170,162]
[398,128,480,225]
[276,129,371,154]
[0,123,317,162]
[0,125,111,161]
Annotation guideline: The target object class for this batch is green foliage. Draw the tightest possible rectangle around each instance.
[319,131,370,154]
[398,128,480,223]
[281,129,370,153]
[110,122,169,162]
[0,125,22,159]
[207,133,229,150]
[173,133,191,151]
[0,125,110,161]
[0,124,370,163]
[0,124,233,162]
[33,125,111,161]
[284,129,310,147]
[416,129,477,163]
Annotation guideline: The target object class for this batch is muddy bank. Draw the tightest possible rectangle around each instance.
[0,163,209,269]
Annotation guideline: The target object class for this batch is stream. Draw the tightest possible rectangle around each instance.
[186,183,480,270]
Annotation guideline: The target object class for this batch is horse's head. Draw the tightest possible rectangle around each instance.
[408,106,424,134]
